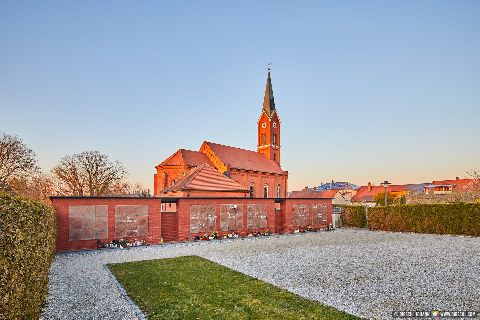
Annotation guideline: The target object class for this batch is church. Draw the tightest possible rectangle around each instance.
[153,68,289,198]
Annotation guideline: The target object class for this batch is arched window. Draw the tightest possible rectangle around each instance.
[273,133,277,145]
[250,183,254,198]
[276,184,281,198]
[261,134,267,145]
[264,184,269,198]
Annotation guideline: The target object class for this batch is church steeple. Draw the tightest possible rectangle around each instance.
[262,65,276,116]
[257,66,281,166]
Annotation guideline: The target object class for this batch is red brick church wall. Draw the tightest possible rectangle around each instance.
[229,170,288,198]
[154,166,189,195]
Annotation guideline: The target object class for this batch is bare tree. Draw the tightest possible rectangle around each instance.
[52,151,127,196]
[0,132,39,191]
[111,181,151,197]
[9,172,56,203]
[467,168,480,190]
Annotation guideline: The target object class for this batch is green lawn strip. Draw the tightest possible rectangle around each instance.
[108,256,358,320]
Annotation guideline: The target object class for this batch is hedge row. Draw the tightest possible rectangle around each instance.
[367,203,480,237]
[0,192,56,319]
[339,205,367,228]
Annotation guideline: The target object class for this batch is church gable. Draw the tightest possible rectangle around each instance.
[199,142,229,173]
[157,149,184,167]
[201,141,285,175]
[157,149,211,169]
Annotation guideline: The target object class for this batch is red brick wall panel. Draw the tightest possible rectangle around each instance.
[51,198,162,252]
[282,198,333,232]
[220,204,244,231]
[292,204,310,227]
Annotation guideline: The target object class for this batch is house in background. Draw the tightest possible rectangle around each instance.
[351,182,408,206]
[316,181,359,191]
[290,188,357,205]
[405,183,429,194]
[423,177,474,195]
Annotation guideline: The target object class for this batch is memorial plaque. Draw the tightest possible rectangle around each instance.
[115,205,148,238]
[312,204,328,225]
[247,204,267,229]
[69,205,108,241]
[293,204,310,227]
[190,204,216,234]
[220,204,243,231]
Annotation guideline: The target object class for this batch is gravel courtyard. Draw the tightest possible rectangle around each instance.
[40,229,480,320]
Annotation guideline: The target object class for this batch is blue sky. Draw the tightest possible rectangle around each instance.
[1,1,479,191]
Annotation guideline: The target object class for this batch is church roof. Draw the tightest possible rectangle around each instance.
[203,141,285,175]
[167,164,249,192]
[262,68,276,116]
[157,149,211,168]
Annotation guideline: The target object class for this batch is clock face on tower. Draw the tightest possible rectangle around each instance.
[262,122,267,128]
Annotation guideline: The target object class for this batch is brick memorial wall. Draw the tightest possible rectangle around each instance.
[312,204,328,225]
[51,197,332,252]
[190,204,216,234]
[115,205,149,238]
[69,205,108,241]
[247,204,268,229]
[220,204,243,231]
[292,204,310,227]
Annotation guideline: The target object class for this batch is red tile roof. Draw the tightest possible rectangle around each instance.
[157,149,211,168]
[351,184,407,202]
[431,178,473,189]
[290,189,339,198]
[203,141,285,175]
[167,164,249,192]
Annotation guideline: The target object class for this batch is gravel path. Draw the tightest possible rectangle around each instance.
[40,229,480,319]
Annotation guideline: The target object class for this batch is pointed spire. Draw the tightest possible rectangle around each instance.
[262,64,275,116]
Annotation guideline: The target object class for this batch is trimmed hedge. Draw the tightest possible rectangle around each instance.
[367,203,480,236]
[0,192,56,319]
[340,205,367,228]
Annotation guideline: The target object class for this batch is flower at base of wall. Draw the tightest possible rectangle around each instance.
[293,229,299,233]
[224,232,240,238]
